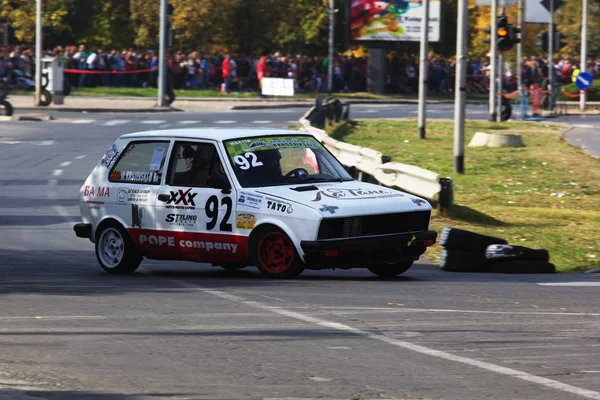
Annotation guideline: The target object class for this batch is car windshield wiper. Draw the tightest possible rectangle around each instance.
[295,176,343,183]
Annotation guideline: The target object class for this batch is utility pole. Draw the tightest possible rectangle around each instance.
[454,0,468,174]
[517,0,524,97]
[489,0,498,121]
[496,7,505,123]
[328,0,334,94]
[417,0,430,139]
[547,0,554,112]
[580,0,588,111]
[34,0,42,107]
[157,0,168,107]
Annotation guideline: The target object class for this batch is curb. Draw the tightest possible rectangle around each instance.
[13,106,182,113]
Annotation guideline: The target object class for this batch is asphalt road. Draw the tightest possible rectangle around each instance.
[1,107,600,400]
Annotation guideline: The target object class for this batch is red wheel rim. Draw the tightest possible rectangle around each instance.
[258,232,294,274]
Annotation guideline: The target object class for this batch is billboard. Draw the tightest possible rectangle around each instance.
[349,0,441,43]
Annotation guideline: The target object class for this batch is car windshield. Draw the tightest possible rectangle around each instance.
[223,134,354,187]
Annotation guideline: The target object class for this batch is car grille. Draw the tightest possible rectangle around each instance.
[317,211,431,240]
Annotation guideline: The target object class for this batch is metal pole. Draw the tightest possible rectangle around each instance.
[517,0,524,106]
[454,0,468,174]
[496,51,503,122]
[580,0,588,111]
[489,0,498,121]
[2,23,8,46]
[328,0,334,94]
[157,0,168,107]
[417,0,430,139]
[547,0,554,112]
[34,0,42,107]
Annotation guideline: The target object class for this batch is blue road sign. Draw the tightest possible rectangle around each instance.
[576,71,593,90]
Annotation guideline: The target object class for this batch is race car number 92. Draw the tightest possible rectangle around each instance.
[205,195,233,232]
[234,152,264,170]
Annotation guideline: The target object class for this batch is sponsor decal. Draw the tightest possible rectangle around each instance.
[121,171,160,184]
[117,187,151,204]
[166,188,197,210]
[266,197,293,214]
[86,200,105,205]
[319,204,339,214]
[88,205,100,210]
[100,144,119,169]
[137,233,239,254]
[225,135,321,157]
[83,186,110,197]
[165,213,197,227]
[131,204,143,228]
[236,213,256,230]
[237,191,263,210]
[411,199,426,206]
[312,188,404,202]
[110,170,121,181]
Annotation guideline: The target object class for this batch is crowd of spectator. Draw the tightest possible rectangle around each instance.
[2,44,600,95]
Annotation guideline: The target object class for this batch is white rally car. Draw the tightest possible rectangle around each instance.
[74,128,436,278]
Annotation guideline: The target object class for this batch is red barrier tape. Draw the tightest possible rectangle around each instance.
[64,69,154,75]
[560,89,584,98]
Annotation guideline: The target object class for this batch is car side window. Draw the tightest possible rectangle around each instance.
[168,142,228,188]
[109,141,170,185]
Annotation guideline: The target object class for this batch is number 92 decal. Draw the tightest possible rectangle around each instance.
[205,195,233,232]
[233,152,263,170]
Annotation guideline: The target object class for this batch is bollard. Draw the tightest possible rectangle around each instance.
[333,100,343,123]
[342,103,350,120]
[315,95,325,129]
[438,177,453,212]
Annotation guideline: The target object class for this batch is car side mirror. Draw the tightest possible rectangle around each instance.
[208,175,232,194]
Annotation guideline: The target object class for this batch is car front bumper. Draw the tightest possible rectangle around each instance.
[300,230,437,268]
[73,223,92,239]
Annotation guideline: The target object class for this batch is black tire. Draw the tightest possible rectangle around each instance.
[0,80,9,100]
[95,221,142,274]
[0,100,13,116]
[368,261,413,278]
[440,227,507,252]
[439,249,490,273]
[41,72,49,89]
[251,226,304,279]
[485,244,549,263]
[490,261,556,274]
[39,88,53,106]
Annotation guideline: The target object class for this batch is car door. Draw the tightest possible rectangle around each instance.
[106,140,171,238]
[154,140,245,263]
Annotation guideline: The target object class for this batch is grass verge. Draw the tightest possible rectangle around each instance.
[329,119,600,272]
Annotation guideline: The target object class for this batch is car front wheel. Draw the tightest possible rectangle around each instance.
[254,228,304,279]
[368,261,413,278]
[95,222,142,274]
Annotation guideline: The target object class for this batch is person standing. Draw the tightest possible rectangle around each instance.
[222,54,231,93]
[256,55,267,96]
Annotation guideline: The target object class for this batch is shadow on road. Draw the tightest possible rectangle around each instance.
[0,388,190,399]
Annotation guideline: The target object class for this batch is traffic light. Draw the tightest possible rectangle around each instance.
[554,32,566,50]
[497,16,513,51]
[508,25,521,46]
[483,26,492,44]
[537,31,549,52]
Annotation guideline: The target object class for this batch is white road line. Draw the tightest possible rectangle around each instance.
[287,120,300,124]
[70,119,96,124]
[0,140,21,144]
[573,124,594,129]
[538,282,600,287]
[215,120,236,124]
[103,120,129,126]
[252,120,272,124]
[75,155,87,160]
[188,287,600,400]
[177,120,201,124]
[141,120,166,124]
[58,161,72,167]
[52,169,63,176]
[36,140,54,146]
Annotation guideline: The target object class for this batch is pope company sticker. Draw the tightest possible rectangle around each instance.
[236,213,256,230]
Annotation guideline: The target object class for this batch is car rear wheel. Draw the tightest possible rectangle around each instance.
[255,229,304,279]
[95,222,142,274]
[368,261,413,278]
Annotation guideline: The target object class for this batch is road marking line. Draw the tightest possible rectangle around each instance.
[326,347,351,350]
[36,140,54,146]
[287,120,300,124]
[141,120,165,124]
[75,155,87,160]
[573,124,594,128]
[0,140,21,144]
[58,161,72,167]
[252,120,272,124]
[195,287,600,400]
[52,169,63,176]
[103,120,129,126]
[177,120,201,124]
[538,282,600,287]
[70,119,96,124]
[215,120,236,124]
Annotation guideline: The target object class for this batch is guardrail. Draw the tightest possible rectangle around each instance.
[299,96,453,211]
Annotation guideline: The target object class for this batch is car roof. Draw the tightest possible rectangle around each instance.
[120,128,310,142]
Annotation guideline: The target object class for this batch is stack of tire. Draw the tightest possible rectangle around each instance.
[439,228,555,274]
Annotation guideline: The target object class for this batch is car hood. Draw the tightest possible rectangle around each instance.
[255,181,431,218]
